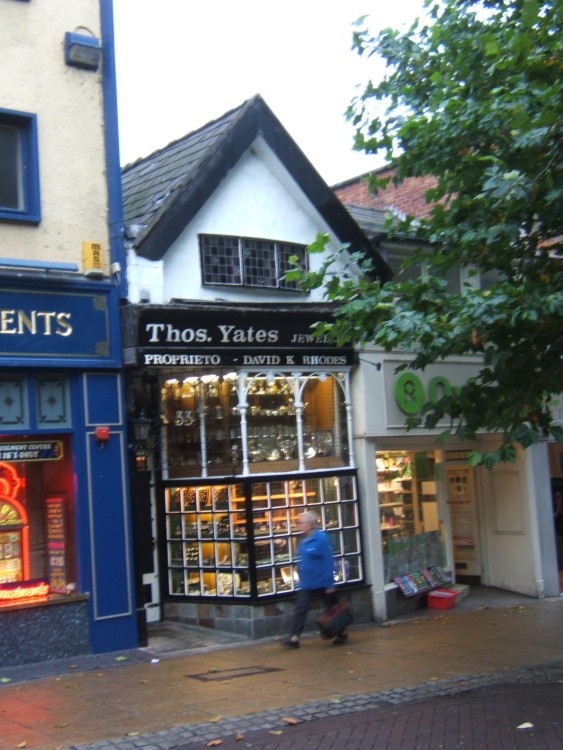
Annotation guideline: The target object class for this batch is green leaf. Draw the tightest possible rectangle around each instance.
[521,0,540,28]
[298,0,563,465]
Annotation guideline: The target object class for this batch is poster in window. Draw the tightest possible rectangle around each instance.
[46,496,67,593]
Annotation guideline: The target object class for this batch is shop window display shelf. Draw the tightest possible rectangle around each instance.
[164,474,362,600]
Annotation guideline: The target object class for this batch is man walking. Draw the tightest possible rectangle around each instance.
[282,511,348,648]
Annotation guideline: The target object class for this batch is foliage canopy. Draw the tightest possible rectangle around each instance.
[290,0,563,466]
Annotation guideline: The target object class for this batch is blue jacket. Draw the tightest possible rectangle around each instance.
[297,528,334,590]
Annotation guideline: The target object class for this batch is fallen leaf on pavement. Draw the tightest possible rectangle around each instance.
[0,677,11,683]
[269,730,283,735]
[517,722,534,730]
[234,733,244,741]
[115,656,127,662]
[17,743,27,748]
[126,732,140,736]
[281,717,300,725]
[209,716,223,723]
[207,740,222,746]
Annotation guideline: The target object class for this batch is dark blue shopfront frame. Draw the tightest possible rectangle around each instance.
[82,397,136,653]
[0,285,121,367]
[0,281,137,655]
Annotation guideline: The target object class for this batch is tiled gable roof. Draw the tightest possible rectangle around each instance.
[121,103,244,249]
[121,95,392,281]
[344,205,388,238]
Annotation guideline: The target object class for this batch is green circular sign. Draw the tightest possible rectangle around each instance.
[428,376,452,404]
[394,373,425,414]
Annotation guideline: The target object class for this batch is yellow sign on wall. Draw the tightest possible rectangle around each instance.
[82,241,105,277]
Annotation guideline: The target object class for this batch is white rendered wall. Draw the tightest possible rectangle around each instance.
[127,146,350,304]
[1,0,109,271]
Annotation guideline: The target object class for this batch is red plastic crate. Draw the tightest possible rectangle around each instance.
[427,588,458,610]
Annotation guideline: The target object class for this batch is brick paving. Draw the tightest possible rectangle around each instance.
[73,661,563,750]
[194,682,563,750]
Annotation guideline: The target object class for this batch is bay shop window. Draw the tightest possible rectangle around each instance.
[161,370,352,477]
[156,369,363,599]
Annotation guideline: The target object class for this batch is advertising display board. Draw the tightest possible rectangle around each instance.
[45,496,67,593]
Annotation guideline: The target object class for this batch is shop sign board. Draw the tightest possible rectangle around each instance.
[0,579,50,603]
[387,367,563,433]
[382,360,482,431]
[0,287,112,362]
[125,307,357,367]
[0,441,63,462]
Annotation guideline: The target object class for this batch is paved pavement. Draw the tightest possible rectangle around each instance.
[195,679,563,749]
[1,589,562,750]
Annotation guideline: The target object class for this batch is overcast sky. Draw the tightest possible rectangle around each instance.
[113,0,426,185]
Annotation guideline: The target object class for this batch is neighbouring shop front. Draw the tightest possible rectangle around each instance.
[353,351,560,621]
[0,278,138,665]
[374,445,478,615]
[123,303,373,637]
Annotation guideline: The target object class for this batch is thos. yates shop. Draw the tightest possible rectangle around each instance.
[122,303,372,636]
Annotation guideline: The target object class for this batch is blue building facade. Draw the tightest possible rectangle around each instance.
[0,0,139,664]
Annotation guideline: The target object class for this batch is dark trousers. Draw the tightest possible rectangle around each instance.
[289,588,341,637]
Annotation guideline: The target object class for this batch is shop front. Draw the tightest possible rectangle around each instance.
[353,350,560,621]
[123,303,373,637]
[0,279,138,665]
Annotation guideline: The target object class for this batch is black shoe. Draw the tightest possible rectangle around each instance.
[281,638,299,649]
[333,633,348,645]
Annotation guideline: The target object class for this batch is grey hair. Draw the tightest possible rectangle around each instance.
[299,511,320,528]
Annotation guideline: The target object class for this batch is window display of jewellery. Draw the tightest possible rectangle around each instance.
[164,472,364,599]
[160,370,349,478]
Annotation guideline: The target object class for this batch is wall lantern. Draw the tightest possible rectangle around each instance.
[64,30,101,71]
[132,413,151,448]
[94,425,110,447]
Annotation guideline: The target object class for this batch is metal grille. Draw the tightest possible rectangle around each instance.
[188,665,282,681]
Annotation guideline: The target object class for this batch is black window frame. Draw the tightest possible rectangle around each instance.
[162,469,363,601]
[199,234,307,291]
